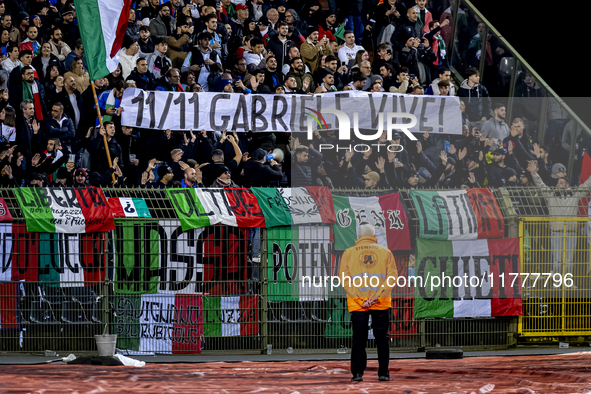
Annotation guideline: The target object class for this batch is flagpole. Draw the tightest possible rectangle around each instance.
[91,81,116,185]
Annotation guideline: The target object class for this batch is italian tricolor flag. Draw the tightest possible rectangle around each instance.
[203,296,259,337]
[14,187,115,233]
[73,0,132,80]
[414,238,523,318]
[108,197,151,218]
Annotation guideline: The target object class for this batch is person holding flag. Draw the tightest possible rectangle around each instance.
[339,224,398,383]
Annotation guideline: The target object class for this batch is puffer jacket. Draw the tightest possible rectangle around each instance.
[339,235,398,313]
[457,79,491,122]
[532,171,591,232]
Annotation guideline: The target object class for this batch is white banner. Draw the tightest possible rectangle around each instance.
[120,89,463,135]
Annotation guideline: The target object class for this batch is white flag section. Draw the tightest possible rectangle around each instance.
[349,197,388,247]
[451,239,492,317]
[138,293,175,354]
[221,296,240,337]
[298,226,332,301]
[195,189,237,227]
[437,191,478,240]
[121,89,463,134]
[59,234,86,287]
[0,223,11,281]
[290,188,322,224]
[47,189,87,234]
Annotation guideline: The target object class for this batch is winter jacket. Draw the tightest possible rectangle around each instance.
[425,77,456,96]
[46,115,75,145]
[457,79,491,122]
[242,160,283,187]
[300,40,333,74]
[266,34,295,72]
[118,48,139,80]
[127,68,157,90]
[145,50,172,79]
[149,14,176,40]
[339,235,398,313]
[390,15,422,51]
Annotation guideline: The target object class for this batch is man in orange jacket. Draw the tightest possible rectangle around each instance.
[339,224,398,382]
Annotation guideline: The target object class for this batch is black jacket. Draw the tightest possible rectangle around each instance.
[243,160,283,187]
[457,80,492,122]
[127,68,157,90]
[390,16,422,52]
[266,34,295,73]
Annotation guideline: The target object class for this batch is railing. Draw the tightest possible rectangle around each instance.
[1,186,590,355]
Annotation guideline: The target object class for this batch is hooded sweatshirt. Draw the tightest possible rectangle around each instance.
[458,79,491,122]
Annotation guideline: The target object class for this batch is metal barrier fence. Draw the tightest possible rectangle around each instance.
[1,187,590,355]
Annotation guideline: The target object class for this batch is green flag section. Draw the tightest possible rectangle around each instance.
[410,189,504,240]
[203,296,259,337]
[166,188,265,231]
[332,193,410,251]
[267,226,333,301]
[73,0,132,80]
[113,293,203,354]
[108,197,151,217]
[14,187,114,233]
[250,188,291,227]
[114,220,160,295]
[414,238,522,318]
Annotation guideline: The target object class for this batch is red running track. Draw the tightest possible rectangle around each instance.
[2,352,591,393]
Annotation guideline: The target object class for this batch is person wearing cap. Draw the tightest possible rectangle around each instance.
[229,4,249,37]
[243,148,283,187]
[151,165,174,188]
[487,146,521,188]
[59,7,79,47]
[210,166,238,188]
[73,168,89,187]
[362,171,383,189]
[257,16,271,39]
[300,27,333,74]
[52,166,71,187]
[502,167,518,186]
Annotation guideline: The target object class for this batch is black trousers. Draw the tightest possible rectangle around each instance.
[350,308,390,377]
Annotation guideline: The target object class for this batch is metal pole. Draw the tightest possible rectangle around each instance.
[91,81,116,184]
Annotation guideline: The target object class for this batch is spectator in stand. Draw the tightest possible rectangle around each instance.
[127,58,157,90]
[0,106,16,143]
[181,167,204,188]
[155,67,185,91]
[300,27,333,74]
[391,7,421,52]
[425,67,455,96]
[118,39,140,80]
[60,7,80,47]
[481,103,509,140]
[90,122,123,175]
[18,25,41,57]
[1,45,20,73]
[338,31,363,66]
[65,40,86,72]
[458,67,491,124]
[167,16,194,69]
[243,148,283,187]
[64,57,90,93]
[49,27,71,63]
[286,56,314,93]
[266,21,294,73]
[182,32,222,91]
[47,102,75,150]
[145,37,172,79]
[244,37,268,73]
[319,55,348,90]
[32,42,61,82]
[1,14,19,45]
[138,26,155,56]
[291,144,322,186]
[150,4,176,41]
[17,99,45,162]
[152,165,174,188]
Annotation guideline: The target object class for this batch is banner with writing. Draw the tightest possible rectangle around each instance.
[410,189,504,240]
[121,89,463,134]
[14,187,114,233]
[113,220,250,296]
[413,238,522,318]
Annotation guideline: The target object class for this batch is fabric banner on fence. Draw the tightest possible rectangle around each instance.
[203,296,259,337]
[114,220,250,295]
[0,197,13,222]
[267,225,333,301]
[0,223,105,285]
[121,89,463,134]
[410,189,504,240]
[252,187,335,227]
[14,187,114,233]
[113,293,203,354]
[108,197,151,218]
[413,238,522,318]
[166,188,265,231]
[332,193,410,251]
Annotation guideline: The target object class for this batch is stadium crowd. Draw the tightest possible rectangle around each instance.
[0,0,587,190]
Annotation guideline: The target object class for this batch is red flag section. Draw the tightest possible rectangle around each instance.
[75,187,115,232]
[0,282,18,329]
[11,223,39,282]
[378,193,411,251]
[467,188,505,239]
[223,188,265,228]
[173,295,203,354]
[487,238,522,317]
[304,187,336,224]
[580,151,591,185]
[239,295,259,336]
[0,197,13,222]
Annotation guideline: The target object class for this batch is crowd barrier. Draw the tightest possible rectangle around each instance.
[0,186,589,355]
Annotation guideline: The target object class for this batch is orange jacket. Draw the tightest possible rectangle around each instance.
[339,235,398,313]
